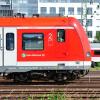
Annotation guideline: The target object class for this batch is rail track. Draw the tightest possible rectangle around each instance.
[0,71,100,100]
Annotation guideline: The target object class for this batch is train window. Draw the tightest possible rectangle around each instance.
[22,33,44,50]
[94,50,100,55]
[6,33,14,50]
[57,29,65,42]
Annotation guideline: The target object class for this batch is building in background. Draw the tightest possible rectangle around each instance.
[38,0,100,42]
[12,0,38,17]
[0,0,13,17]
[0,0,99,42]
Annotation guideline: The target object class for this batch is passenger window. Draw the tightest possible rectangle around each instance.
[22,33,44,50]
[57,29,65,42]
[6,33,14,50]
[94,50,100,55]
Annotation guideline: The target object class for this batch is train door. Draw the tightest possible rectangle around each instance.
[4,27,17,66]
[0,28,3,66]
[55,29,67,58]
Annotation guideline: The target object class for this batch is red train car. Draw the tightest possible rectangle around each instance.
[0,16,91,82]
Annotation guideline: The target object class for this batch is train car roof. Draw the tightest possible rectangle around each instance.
[0,17,70,27]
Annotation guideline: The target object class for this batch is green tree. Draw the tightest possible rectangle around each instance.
[96,31,100,42]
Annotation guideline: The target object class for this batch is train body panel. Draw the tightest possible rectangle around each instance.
[0,17,91,73]
[17,28,84,61]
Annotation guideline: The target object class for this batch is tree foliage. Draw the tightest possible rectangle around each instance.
[96,31,100,42]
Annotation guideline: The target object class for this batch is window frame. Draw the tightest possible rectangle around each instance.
[86,19,92,26]
[57,29,65,42]
[77,7,83,15]
[59,7,65,16]
[50,7,56,15]
[94,50,100,55]
[87,31,92,38]
[40,7,47,15]
[87,7,92,15]
[68,7,74,15]
[22,33,44,51]
[6,33,14,51]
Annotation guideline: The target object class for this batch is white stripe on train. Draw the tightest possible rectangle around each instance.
[17,26,74,29]
[17,61,91,67]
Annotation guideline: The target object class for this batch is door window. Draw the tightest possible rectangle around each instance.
[57,29,65,42]
[6,33,14,50]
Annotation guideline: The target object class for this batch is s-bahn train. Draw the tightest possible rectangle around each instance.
[0,16,91,82]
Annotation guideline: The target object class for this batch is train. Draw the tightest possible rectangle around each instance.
[0,15,91,82]
[91,43,100,67]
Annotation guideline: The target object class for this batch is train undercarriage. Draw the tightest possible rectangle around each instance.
[3,70,89,82]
